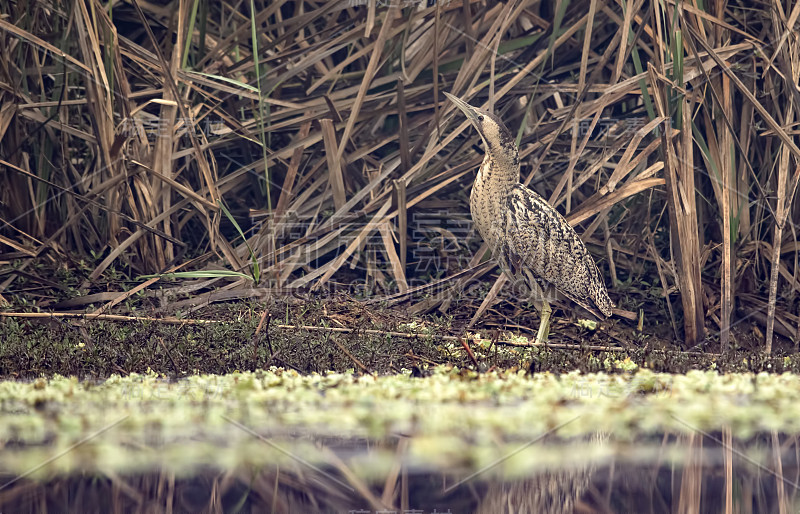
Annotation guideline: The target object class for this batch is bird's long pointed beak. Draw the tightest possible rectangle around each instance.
[443,92,480,123]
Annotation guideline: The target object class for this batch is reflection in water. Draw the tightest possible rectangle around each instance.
[475,432,604,514]
[2,431,800,513]
[476,469,594,514]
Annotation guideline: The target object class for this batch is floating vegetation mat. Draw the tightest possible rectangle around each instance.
[1,368,799,480]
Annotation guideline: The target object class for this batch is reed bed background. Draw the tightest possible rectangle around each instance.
[1,0,799,351]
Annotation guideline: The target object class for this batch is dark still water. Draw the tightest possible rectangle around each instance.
[1,432,797,513]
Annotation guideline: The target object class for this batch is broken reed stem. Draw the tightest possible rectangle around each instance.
[330,335,372,374]
[0,311,219,324]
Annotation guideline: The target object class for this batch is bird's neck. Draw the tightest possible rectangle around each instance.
[470,148,520,243]
[475,147,520,198]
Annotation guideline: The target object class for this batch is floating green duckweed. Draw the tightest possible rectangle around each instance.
[1,368,799,479]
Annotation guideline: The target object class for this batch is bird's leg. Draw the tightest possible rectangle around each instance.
[528,278,552,344]
[536,299,552,345]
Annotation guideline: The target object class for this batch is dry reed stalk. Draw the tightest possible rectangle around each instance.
[649,62,704,345]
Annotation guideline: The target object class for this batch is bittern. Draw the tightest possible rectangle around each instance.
[443,92,613,344]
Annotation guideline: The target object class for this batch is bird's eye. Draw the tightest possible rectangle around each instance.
[477,115,484,122]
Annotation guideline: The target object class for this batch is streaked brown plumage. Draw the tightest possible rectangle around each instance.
[444,92,613,343]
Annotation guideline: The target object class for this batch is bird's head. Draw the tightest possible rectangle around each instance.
[443,92,516,156]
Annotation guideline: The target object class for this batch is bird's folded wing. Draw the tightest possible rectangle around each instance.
[503,185,613,318]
